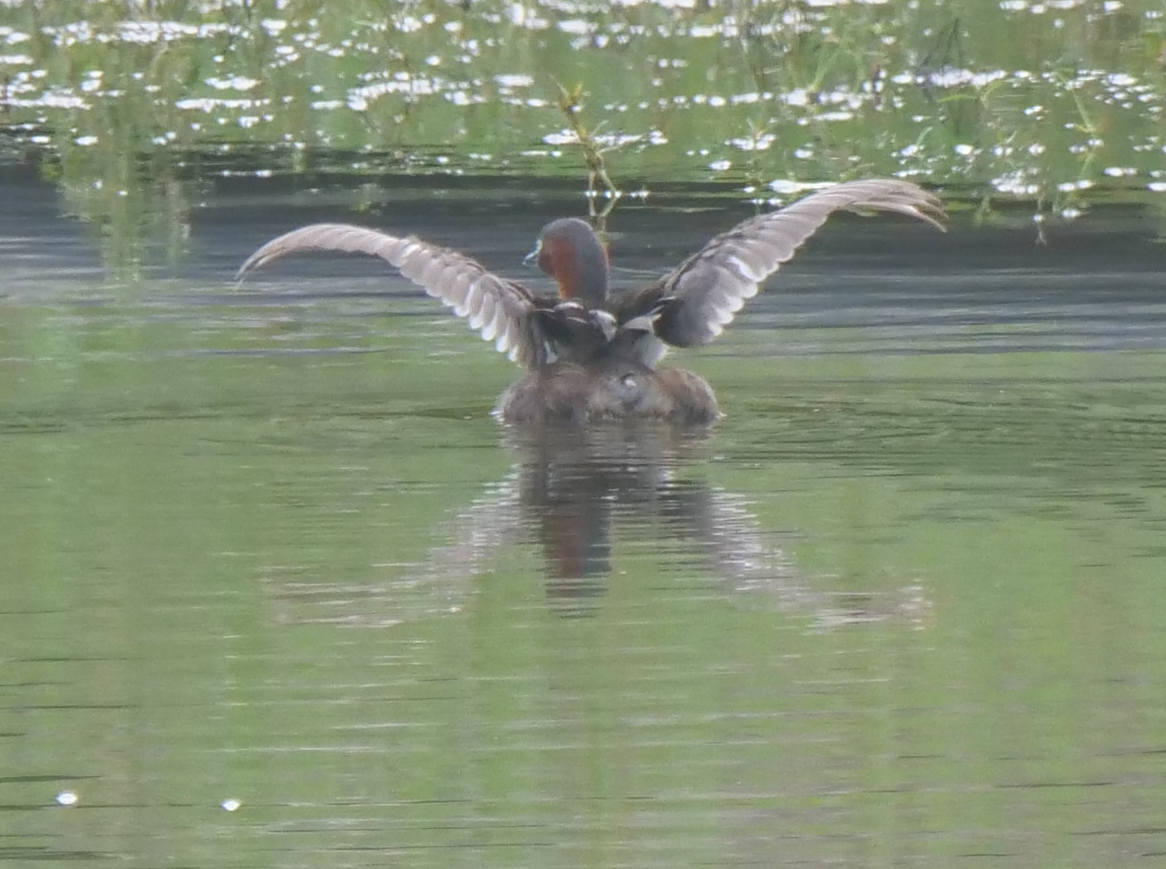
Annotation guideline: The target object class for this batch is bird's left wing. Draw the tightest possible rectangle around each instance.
[237,223,549,368]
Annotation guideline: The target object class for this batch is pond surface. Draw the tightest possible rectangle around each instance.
[3,168,1166,868]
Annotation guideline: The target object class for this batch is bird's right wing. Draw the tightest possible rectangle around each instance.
[626,179,945,348]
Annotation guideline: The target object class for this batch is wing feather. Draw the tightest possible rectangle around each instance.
[627,179,944,348]
[237,223,547,368]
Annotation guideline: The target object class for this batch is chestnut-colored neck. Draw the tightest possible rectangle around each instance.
[537,218,609,305]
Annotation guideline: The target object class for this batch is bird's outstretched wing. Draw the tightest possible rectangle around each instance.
[237,223,550,368]
[623,179,946,348]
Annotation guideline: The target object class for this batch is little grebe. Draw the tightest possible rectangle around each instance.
[238,179,944,424]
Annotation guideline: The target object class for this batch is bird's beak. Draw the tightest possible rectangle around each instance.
[522,241,540,269]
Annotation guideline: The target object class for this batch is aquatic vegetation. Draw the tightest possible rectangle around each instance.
[2,0,1164,235]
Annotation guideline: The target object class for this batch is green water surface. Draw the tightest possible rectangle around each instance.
[2,297,1164,866]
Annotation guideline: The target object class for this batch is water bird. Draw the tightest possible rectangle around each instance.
[238,178,944,425]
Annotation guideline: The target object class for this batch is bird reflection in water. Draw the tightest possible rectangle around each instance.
[262,421,929,628]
